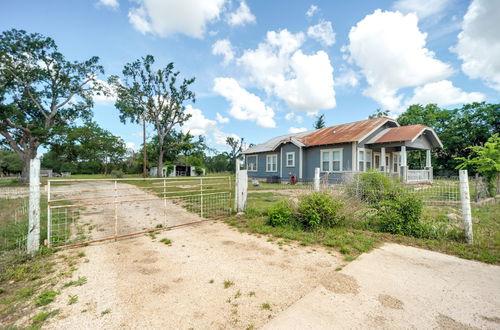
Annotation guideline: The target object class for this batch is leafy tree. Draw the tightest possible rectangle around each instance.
[0,149,22,175]
[110,55,195,177]
[0,29,106,182]
[42,122,126,174]
[205,153,231,173]
[368,109,390,119]
[226,137,243,172]
[313,114,326,129]
[456,134,500,197]
[398,102,499,172]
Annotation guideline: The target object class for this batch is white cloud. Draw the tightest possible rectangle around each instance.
[126,142,136,150]
[239,29,336,111]
[453,0,500,91]
[213,77,276,128]
[307,20,335,46]
[128,0,226,38]
[181,105,218,136]
[227,1,255,26]
[336,67,360,88]
[212,39,234,64]
[98,0,119,9]
[215,112,230,124]
[406,80,486,107]
[213,130,240,145]
[306,5,318,17]
[288,127,308,134]
[347,10,453,110]
[284,112,303,123]
[93,79,116,104]
[392,0,450,19]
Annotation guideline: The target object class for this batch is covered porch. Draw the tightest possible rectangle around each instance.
[363,124,443,183]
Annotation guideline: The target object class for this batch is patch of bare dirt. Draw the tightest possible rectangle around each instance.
[378,294,404,310]
[320,272,359,294]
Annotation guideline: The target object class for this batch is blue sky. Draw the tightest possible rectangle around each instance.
[1,0,499,152]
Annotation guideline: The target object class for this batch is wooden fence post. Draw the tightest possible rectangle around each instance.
[28,157,41,255]
[459,170,473,244]
[314,168,320,191]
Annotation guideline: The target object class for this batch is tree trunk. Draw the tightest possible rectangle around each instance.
[142,119,147,178]
[21,155,30,183]
[157,135,164,178]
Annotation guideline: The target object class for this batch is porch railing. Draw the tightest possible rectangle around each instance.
[407,169,432,183]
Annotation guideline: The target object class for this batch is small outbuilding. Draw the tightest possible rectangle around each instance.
[149,165,205,177]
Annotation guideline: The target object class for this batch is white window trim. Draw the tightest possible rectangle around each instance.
[286,152,295,167]
[246,155,258,172]
[374,152,381,170]
[357,148,373,172]
[266,154,278,173]
[392,152,401,174]
[320,148,344,173]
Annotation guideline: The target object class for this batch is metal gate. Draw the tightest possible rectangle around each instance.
[47,176,232,247]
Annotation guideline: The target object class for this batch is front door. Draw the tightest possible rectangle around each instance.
[374,152,380,170]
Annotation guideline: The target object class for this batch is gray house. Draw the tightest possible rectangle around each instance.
[242,117,442,183]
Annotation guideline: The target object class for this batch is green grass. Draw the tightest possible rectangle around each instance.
[223,280,234,289]
[35,290,59,307]
[261,302,271,310]
[63,276,87,288]
[225,200,500,264]
[160,238,172,245]
[32,309,60,328]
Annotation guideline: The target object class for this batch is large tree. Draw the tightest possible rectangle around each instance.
[398,102,500,171]
[225,136,244,172]
[110,55,195,177]
[313,114,326,129]
[43,122,126,174]
[0,29,106,182]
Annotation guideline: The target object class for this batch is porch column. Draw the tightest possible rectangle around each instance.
[299,147,303,180]
[425,149,433,182]
[401,146,407,182]
[380,147,386,172]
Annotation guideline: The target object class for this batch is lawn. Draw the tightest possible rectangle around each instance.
[226,192,500,264]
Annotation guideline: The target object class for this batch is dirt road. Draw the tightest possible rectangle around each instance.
[44,181,500,329]
[46,182,344,329]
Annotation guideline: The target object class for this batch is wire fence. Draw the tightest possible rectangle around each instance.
[0,195,29,253]
[47,176,233,247]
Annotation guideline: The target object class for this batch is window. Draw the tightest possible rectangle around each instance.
[374,153,380,169]
[393,153,401,173]
[358,150,365,172]
[320,148,343,172]
[358,148,373,172]
[266,154,277,172]
[246,155,258,172]
[366,150,372,170]
[286,152,295,167]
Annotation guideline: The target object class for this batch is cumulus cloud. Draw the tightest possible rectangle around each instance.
[239,29,335,111]
[307,20,335,46]
[335,67,360,88]
[216,112,230,124]
[392,0,450,19]
[284,112,303,123]
[453,0,500,91]
[347,10,453,110]
[128,0,226,38]
[212,39,234,64]
[213,130,240,145]
[227,1,256,26]
[306,5,318,17]
[181,105,218,136]
[98,0,119,9]
[406,80,485,107]
[288,127,308,134]
[213,77,276,128]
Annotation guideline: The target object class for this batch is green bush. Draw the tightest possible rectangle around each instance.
[111,170,124,178]
[348,172,398,204]
[267,201,294,227]
[296,192,344,229]
[376,192,425,237]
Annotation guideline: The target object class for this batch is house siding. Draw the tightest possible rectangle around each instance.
[245,151,281,179]
[281,143,300,179]
[303,143,353,180]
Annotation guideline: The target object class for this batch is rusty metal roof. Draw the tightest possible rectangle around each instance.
[300,117,397,146]
[372,125,427,143]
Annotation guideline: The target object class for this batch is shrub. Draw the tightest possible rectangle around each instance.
[296,192,344,229]
[194,167,204,176]
[348,172,398,204]
[267,201,294,227]
[376,192,425,237]
[111,170,124,178]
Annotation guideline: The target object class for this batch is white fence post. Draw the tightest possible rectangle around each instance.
[459,170,473,244]
[27,157,41,255]
[314,167,320,191]
[236,170,248,212]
